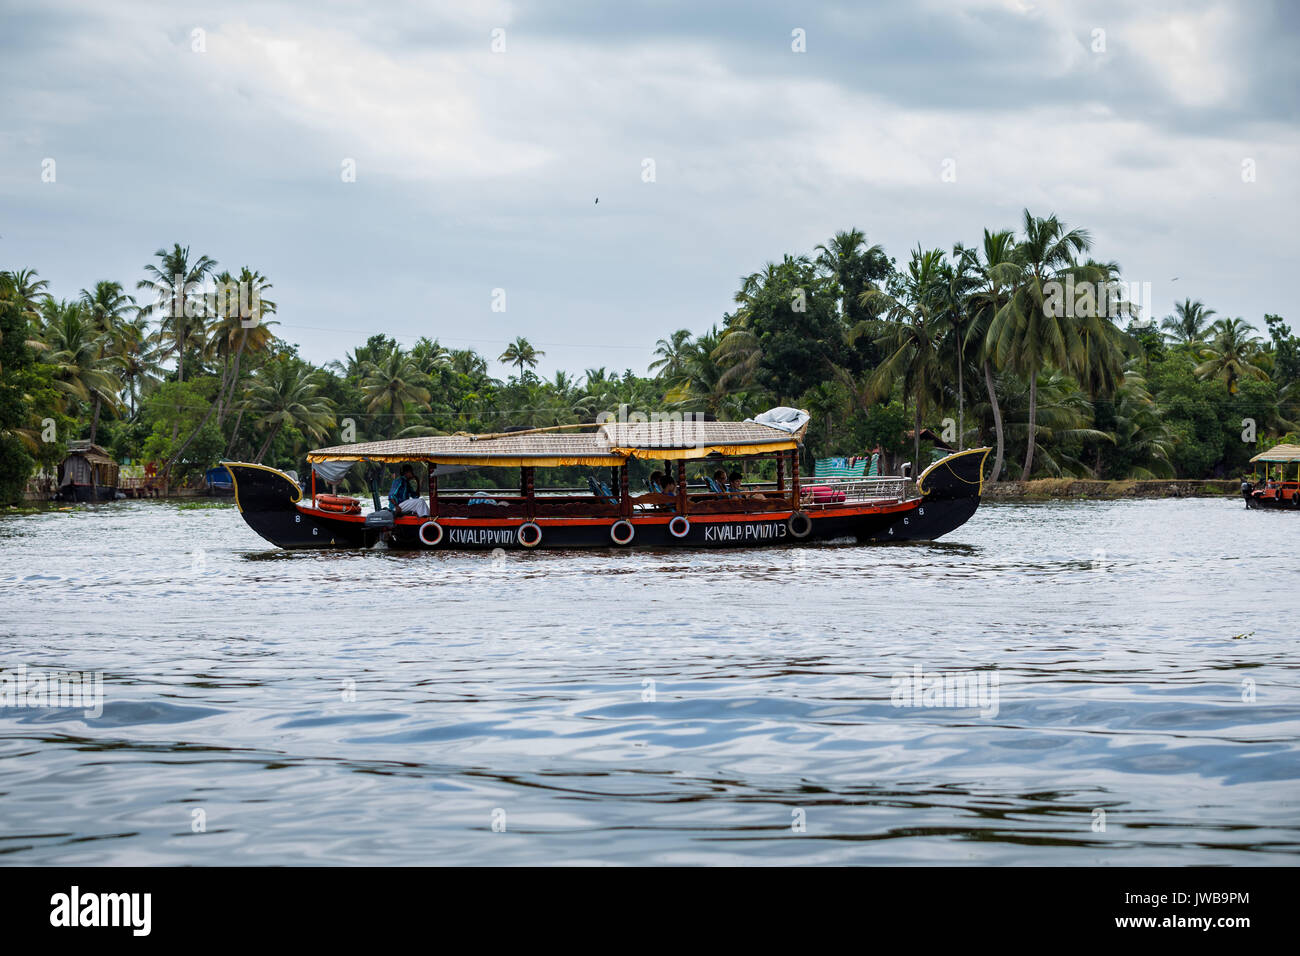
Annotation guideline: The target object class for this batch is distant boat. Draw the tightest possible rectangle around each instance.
[204,466,235,497]
[220,409,990,551]
[56,441,119,502]
[1243,444,1300,509]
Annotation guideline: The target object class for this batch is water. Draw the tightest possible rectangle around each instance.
[0,498,1296,865]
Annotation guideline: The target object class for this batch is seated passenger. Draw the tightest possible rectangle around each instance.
[727,471,744,493]
[660,474,677,499]
[648,471,666,494]
[389,464,430,517]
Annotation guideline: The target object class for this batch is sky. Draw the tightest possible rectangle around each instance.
[2,0,1297,380]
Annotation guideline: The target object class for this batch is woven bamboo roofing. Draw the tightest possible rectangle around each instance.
[1251,443,1300,463]
[307,433,625,467]
[308,415,807,465]
[598,417,805,460]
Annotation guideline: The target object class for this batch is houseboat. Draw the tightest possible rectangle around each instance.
[222,409,990,551]
[1243,443,1300,509]
[56,441,119,502]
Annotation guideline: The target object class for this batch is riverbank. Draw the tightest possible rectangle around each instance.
[985,478,1241,500]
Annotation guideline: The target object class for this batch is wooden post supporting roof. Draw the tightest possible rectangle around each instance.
[791,452,800,510]
[521,466,535,519]
[676,460,687,515]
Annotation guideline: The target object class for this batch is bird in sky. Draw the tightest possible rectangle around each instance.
[594,197,599,204]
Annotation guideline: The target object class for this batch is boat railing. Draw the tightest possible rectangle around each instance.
[802,476,915,504]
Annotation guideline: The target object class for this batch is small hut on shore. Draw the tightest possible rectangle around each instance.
[57,441,119,502]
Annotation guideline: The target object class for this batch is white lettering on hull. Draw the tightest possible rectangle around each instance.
[447,527,518,546]
[702,521,789,543]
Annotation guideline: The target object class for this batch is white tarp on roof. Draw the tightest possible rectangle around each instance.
[746,407,810,434]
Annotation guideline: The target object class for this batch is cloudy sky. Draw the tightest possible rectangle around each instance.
[2,0,1297,378]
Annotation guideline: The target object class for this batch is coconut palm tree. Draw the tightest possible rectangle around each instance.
[859,247,947,473]
[935,244,981,450]
[1161,298,1216,346]
[814,228,891,324]
[967,229,1018,481]
[42,300,122,444]
[499,337,543,377]
[649,329,693,381]
[985,209,1091,477]
[360,347,431,426]
[1111,362,1175,478]
[246,364,336,463]
[207,268,277,425]
[136,244,217,383]
[113,313,164,418]
[1194,318,1270,394]
[79,281,136,336]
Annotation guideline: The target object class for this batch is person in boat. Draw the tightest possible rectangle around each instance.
[649,471,666,493]
[660,474,677,499]
[389,464,430,517]
[726,471,744,494]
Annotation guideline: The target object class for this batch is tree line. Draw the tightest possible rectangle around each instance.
[1,213,1297,503]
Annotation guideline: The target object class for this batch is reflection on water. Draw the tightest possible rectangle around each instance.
[0,498,1296,864]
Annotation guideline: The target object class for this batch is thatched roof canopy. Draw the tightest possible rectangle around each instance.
[307,410,809,466]
[1251,443,1300,464]
[307,433,624,467]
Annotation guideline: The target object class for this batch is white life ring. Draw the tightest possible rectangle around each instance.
[788,511,813,539]
[517,522,543,548]
[610,519,635,545]
[418,520,443,546]
[668,515,691,538]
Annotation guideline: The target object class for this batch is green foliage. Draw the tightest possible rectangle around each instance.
[140,379,224,479]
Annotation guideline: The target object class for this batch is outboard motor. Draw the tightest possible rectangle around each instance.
[362,462,395,530]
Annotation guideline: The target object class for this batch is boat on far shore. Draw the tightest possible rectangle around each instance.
[1243,443,1300,509]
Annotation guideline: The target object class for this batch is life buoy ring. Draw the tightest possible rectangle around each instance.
[418,520,443,546]
[517,522,543,548]
[316,494,361,514]
[668,515,690,538]
[610,519,635,545]
[788,511,813,539]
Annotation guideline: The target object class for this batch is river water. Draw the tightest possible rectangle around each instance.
[0,498,1296,865]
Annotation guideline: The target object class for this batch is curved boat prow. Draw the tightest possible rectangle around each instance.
[222,462,320,549]
[863,447,989,542]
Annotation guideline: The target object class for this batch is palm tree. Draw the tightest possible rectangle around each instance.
[1111,362,1175,478]
[968,229,1018,481]
[935,244,981,450]
[985,209,1091,477]
[360,347,431,426]
[859,247,947,473]
[207,267,277,425]
[814,229,891,324]
[649,329,693,380]
[113,313,164,418]
[1194,318,1270,394]
[42,300,122,445]
[136,244,217,383]
[1161,298,1216,346]
[499,337,543,377]
[79,281,136,335]
[246,364,336,462]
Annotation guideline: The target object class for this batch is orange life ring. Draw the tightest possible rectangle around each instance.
[316,494,362,514]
